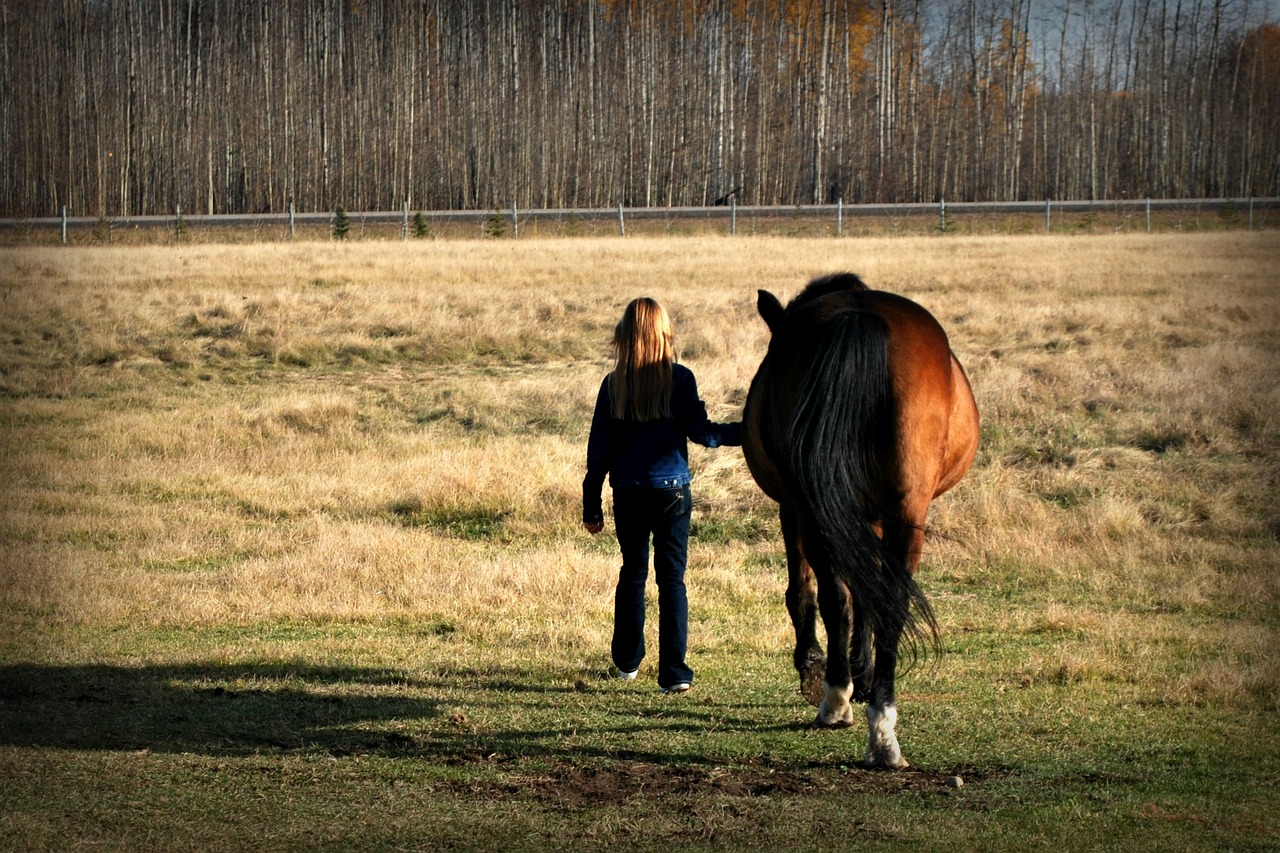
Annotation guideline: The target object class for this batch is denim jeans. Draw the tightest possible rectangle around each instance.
[611,484,694,689]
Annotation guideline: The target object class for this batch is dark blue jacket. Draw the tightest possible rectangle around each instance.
[582,363,742,525]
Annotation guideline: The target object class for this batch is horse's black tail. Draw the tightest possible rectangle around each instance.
[786,308,940,666]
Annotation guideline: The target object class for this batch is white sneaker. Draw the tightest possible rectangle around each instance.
[661,682,691,695]
[608,666,638,681]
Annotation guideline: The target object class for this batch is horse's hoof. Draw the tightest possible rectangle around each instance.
[860,753,911,768]
[810,715,856,730]
[814,712,855,727]
[861,757,910,771]
[799,657,826,708]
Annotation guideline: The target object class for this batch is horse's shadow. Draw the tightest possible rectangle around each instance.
[0,662,785,764]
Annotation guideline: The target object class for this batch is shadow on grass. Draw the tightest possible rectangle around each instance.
[0,661,1016,811]
[0,662,452,756]
[0,662,801,766]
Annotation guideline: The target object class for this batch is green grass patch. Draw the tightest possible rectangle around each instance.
[1,626,1276,852]
[391,501,513,541]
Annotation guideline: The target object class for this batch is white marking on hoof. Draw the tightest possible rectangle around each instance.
[814,681,856,728]
[864,703,909,769]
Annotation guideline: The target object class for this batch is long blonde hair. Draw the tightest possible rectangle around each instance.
[610,297,676,421]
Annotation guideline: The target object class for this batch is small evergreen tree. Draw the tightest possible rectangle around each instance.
[412,211,430,238]
[333,207,351,240]
[484,209,506,238]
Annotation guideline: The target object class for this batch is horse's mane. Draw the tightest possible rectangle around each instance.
[788,272,870,311]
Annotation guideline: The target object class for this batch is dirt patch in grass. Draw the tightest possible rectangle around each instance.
[435,758,998,808]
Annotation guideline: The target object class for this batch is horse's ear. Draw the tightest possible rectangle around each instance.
[757,290,785,332]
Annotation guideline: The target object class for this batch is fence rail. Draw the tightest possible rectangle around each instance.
[3,197,1276,239]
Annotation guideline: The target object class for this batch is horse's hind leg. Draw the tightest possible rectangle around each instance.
[863,619,908,768]
[850,521,885,703]
[812,565,856,728]
[781,507,825,707]
[850,605,873,703]
[863,518,927,769]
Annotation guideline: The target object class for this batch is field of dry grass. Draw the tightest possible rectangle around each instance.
[1,232,1277,849]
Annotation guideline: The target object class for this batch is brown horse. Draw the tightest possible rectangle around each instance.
[743,273,979,769]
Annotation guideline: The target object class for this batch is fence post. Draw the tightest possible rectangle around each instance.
[1044,198,1051,232]
[836,198,843,236]
[939,198,946,232]
[617,203,625,237]
[61,205,68,245]
[730,197,736,235]
[289,200,295,240]
[1145,198,1151,233]
[511,203,519,238]
[1249,197,1254,230]
[402,200,409,240]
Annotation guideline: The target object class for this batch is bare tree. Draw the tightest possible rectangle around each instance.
[0,0,1276,217]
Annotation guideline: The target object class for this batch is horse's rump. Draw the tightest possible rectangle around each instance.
[781,300,938,662]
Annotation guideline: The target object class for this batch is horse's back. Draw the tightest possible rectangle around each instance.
[745,285,977,508]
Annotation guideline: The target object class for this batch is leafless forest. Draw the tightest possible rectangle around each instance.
[3,0,1278,218]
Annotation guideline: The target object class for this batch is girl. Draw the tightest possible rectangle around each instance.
[582,298,742,694]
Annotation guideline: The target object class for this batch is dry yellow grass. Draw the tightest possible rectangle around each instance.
[1,233,1277,707]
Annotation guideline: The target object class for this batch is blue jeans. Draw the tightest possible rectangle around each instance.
[611,484,694,689]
